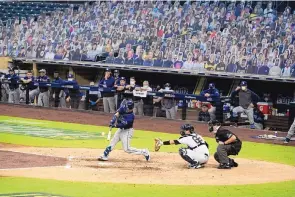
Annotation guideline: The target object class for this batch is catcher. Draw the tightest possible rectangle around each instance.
[155,124,209,169]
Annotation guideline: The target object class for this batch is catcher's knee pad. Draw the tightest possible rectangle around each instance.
[214,152,220,163]
[179,148,196,164]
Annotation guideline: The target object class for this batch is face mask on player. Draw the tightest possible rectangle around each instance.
[241,86,247,91]
[130,81,135,85]
[165,87,170,90]
[68,78,73,81]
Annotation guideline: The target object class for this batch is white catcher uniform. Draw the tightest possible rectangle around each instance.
[178,133,210,166]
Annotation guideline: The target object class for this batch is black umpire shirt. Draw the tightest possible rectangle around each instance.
[215,128,240,144]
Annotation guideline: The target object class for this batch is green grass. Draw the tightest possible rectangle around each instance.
[0,177,294,197]
[0,116,295,197]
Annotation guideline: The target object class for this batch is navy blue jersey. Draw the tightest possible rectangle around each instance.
[110,105,135,129]
[23,76,36,90]
[36,75,50,92]
[116,106,135,129]
[99,76,115,97]
[5,74,19,90]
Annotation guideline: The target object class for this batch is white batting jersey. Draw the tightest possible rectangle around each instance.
[178,133,207,150]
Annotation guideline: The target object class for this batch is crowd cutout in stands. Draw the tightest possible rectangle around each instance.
[1,1,295,77]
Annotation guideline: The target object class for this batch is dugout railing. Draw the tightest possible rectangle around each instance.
[0,80,227,122]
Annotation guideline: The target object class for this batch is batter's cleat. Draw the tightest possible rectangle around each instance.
[144,149,150,161]
[188,163,204,169]
[230,159,238,167]
[250,124,255,129]
[218,163,231,169]
[98,155,108,161]
[284,138,290,144]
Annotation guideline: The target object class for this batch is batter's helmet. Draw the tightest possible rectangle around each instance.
[126,100,134,110]
[180,124,194,136]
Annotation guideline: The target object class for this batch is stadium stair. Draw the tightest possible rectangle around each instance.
[228,80,241,96]
[193,77,206,95]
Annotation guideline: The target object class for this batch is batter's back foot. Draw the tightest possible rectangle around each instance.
[98,155,108,161]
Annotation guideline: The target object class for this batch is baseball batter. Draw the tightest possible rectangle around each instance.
[98,100,150,161]
[155,124,209,169]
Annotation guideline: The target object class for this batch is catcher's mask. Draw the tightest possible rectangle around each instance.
[180,124,194,136]
[208,120,221,132]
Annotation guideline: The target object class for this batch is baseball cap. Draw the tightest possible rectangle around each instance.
[105,68,111,72]
[39,69,46,73]
[209,83,215,88]
[120,77,126,81]
[164,83,171,87]
[68,74,74,78]
[240,81,247,86]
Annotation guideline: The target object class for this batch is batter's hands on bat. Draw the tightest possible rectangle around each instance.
[154,138,163,151]
[235,86,241,91]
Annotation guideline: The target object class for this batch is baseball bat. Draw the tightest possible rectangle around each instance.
[107,127,112,141]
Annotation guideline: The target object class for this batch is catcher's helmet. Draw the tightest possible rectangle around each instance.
[180,124,194,136]
[126,100,134,110]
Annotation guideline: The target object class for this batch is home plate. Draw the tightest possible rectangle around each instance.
[98,162,113,166]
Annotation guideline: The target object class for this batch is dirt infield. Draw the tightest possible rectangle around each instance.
[0,149,66,169]
[0,146,295,185]
[0,103,293,145]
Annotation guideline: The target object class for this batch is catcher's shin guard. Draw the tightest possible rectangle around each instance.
[179,148,196,164]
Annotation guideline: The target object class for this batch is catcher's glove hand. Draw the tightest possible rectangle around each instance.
[154,138,163,152]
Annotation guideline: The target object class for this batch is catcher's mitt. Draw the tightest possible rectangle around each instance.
[154,138,163,152]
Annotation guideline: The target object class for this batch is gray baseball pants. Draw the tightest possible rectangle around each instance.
[108,128,148,155]
[133,100,144,116]
[1,84,9,102]
[59,90,67,108]
[103,96,116,113]
[286,118,295,139]
[29,89,40,103]
[8,88,20,104]
[165,107,176,119]
[209,106,216,121]
[38,91,49,107]
[232,106,254,124]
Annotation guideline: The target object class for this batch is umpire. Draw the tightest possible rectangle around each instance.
[208,120,242,169]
